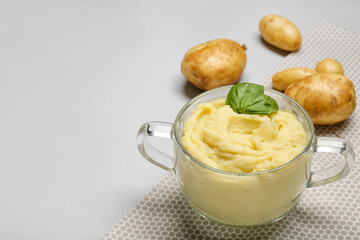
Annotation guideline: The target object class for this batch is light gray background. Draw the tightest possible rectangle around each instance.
[1,0,359,239]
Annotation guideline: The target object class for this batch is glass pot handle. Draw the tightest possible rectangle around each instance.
[307,137,355,188]
[137,121,174,172]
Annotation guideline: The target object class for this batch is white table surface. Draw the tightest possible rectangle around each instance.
[1,0,359,239]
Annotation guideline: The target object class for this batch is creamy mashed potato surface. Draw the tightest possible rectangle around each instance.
[181,98,307,173]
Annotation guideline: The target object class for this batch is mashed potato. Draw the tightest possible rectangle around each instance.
[176,96,311,226]
[181,98,307,173]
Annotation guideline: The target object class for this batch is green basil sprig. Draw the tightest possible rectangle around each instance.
[225,83,279,115]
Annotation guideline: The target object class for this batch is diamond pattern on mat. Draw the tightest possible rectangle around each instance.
[103,174,359,240]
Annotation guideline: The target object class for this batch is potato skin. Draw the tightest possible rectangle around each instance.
[315,58,344,74]
[285,73,356,125]
[181,39,247,91]
[272,68,317,91]
[259,15,302,51]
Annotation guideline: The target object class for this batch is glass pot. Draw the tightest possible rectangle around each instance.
[136,86,355,227]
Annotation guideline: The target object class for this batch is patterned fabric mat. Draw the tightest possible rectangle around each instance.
[103,20,360,240]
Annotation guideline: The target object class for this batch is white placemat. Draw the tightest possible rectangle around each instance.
[103,20,360,240]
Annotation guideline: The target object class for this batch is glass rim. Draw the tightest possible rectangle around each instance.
[173,85,315,176]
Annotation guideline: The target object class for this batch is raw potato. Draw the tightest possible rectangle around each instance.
[285,73,356,125]
[315,58,344,74]
[259,15,302,51]
[272,68,317,91]
[181,39,247,90]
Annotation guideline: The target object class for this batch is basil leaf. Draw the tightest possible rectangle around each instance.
[239,93,279,115]
[226,83,279,115]
[225,83,264,113]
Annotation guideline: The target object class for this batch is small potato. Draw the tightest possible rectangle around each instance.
[272,68,317,91]
[181,39,247,91]
[259,15,302,51]
[315,58,344,74]
[285,73,356,125]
